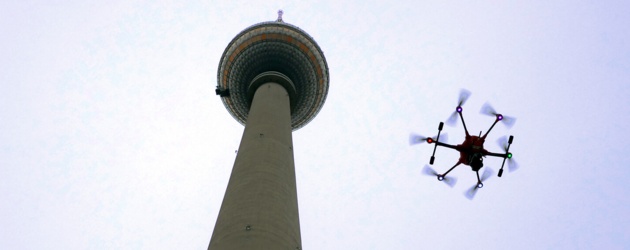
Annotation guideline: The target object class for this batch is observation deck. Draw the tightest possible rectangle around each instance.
[217,15,329,130]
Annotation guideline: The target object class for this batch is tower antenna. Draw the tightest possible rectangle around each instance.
[277,9,284,22]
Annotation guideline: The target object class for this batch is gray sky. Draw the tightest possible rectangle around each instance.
[1,1,629,249]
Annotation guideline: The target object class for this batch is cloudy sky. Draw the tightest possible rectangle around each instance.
[1,1,629,249]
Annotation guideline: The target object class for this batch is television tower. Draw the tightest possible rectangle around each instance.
[209,11,329,250]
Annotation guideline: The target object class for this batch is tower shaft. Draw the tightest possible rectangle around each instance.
[209,82,301,249]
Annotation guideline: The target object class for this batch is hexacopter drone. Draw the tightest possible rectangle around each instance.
[410,89,518,199]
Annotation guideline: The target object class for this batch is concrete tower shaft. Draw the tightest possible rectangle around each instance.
[210,14,329,250]
[210,82,299,249]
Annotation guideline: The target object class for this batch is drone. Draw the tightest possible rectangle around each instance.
[410,89,518,199]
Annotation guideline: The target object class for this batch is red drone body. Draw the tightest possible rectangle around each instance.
[410,89,518,199]
[455,135,488,167]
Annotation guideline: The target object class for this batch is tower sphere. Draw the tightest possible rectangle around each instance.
[217,18,330,130]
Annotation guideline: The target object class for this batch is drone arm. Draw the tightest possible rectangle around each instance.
[429,140,459,165]
[442,162,462,177]
[485,150,511,177]
[497,135,514,177]
[429,122,445,164]
[485,151,508,158]
[459,112,470,137]
[482,119,500,139]
[434,141,458,150]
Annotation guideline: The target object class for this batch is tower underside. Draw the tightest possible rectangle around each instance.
[209,82,301,249]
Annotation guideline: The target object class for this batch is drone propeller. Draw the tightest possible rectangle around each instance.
[464,167,493,200]
[456,89,472,107]
[409,133,431,145]
[446,89,471,126]
[480,102,517,128]
[422,165,457,187]
[409,133,448,145]
[446,112,459,126]
[496,136,519,176]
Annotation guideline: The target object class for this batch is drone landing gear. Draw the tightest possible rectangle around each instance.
[429,122,444,165]
[498,135,514,177]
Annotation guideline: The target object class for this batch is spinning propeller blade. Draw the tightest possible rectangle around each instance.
[442,175,457,187]
[409,133,448,145]
[464,185,480,200]
[464,167,493,200]
[480,102,517,128]
[422,165,457,188]
[480,102,497,117]
[446,89,471,126]
[457,89,472,107]
[409,133,428,145]
[501,115,517,129]
[422,164,438,176]
[435,133,448,144]
[480,167,493,182]
[446,112,459,126]
[497,135,509,150]
[507,158,519,172]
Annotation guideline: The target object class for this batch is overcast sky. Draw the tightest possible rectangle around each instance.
[1,1,629,249]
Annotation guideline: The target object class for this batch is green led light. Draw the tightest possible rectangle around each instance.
[507,153,513,159]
